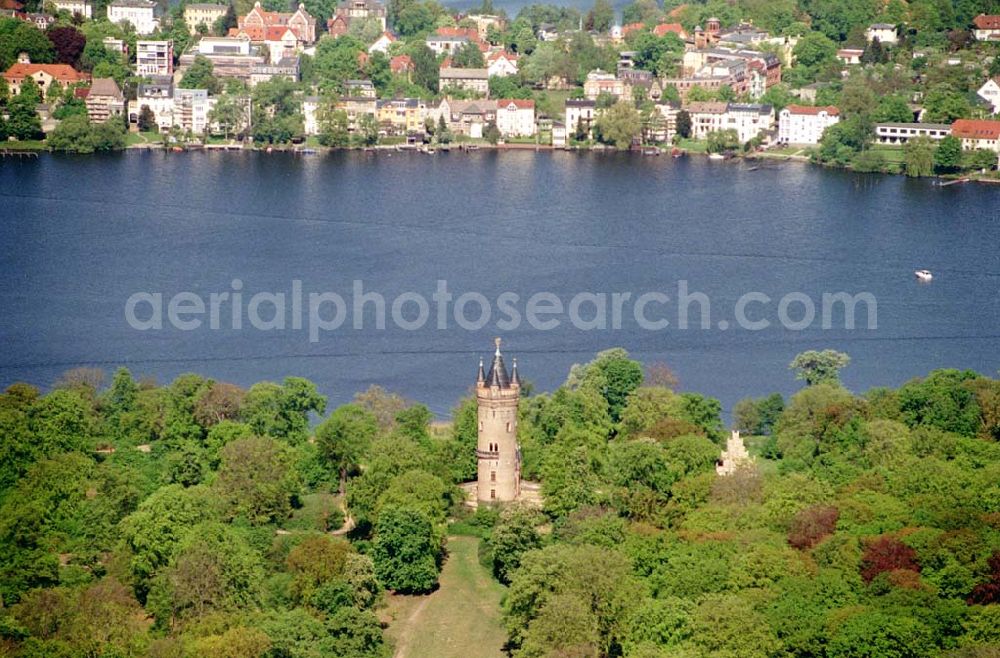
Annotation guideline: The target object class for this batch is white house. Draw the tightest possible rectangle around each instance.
[264,27,299,63]
[136,40,173,76]
[51,0,91,18]
[486,51,518,78]
[689,102,774,144]
[368,31,396,54]
[439,68,489,96]
[303,96,319,134]
[973,14,1000,41]
[107,0,158,35]
[866,23,898,45]
[778,105,840,145]
[952,119,1000,157]
[565,99,596,139]
[496,99,535,137]
[977,78,1000,114]
[134,77,174,131]
[425,35,468,55]
[173,88,215,134]
[836,48,863,65]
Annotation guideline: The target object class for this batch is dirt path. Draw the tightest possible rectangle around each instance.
[385,536,507,658]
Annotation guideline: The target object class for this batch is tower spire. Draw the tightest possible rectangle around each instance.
[477,356,486,384]
[511,356,521,387]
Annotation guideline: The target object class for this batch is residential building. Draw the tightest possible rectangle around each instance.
[103,37,128,55]
[327,0,386,37]
[466,14,503,41]
[977,78,1000,114]
[51,0,91,18]
[687,101,774,143]
[3,53,88,96]
[136,40,173,76]
[778,105,840,145]
[951,119,1000,157]
[438,98,496,138]
[368,31,396,54]
[84,77,125,123]
[107,0,158,35]
[426,34,469,55]
[133,76,174,130]
[303,96,320,135]
[336,95,376,131]
[390,54,413,76]
[583,69,624,100]
[173,88,215,134]
[486,51,518,78]
[874,122,951,144]
[237,2,316,44]
[439,67,489,96]
[344,79,376,98]
[836,48,863,65]
[180,35,264,81]
[249,57,299,86]
[565,98,596,139]
[376,97,427,135]
[551,120,566,147]
[972,14,1000,41]
[536,23,558,41]
[866,23,898,45]
[648,100,680,143]
[652,22,687,39]
[496,98,535,137]
[23,13,55,29]
[262,26,299,63]
[184,3,227,34]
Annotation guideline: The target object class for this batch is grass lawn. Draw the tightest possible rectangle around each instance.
[867,145,906,164]
[382,535,507,658]
[533,89,573,118]
[676,137,708,153]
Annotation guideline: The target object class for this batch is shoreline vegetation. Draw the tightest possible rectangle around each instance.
[5,140,999,184]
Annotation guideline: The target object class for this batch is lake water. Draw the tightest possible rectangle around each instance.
[1,150,998,417]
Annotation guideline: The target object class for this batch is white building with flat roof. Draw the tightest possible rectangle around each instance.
[778,105,840,145]
[52,0,91,17]
[136,40,173,76]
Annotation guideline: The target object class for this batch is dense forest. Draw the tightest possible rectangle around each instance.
[0,349,998,657]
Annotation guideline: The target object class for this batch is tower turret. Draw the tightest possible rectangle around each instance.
[475,338,521,503]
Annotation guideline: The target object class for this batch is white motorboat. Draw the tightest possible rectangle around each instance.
[915,269,933,282]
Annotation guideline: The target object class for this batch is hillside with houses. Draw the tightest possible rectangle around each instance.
[1,0,1000,174]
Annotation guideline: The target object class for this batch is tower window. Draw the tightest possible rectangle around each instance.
[506,421,512,432]
[491,471,496,482]
[490,489,496,500]
[479,421,483,431]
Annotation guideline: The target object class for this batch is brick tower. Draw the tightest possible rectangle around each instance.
[476,338,521,503]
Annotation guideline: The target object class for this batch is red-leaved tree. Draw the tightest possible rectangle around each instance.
[860,535,920,583]
[968,551,1000,605]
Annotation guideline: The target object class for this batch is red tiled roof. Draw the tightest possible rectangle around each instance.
[264,25,295,40]
[653,22,687,38]
[499,98,534,109]
[436,26,480,41]
[952,119,1000,139]
[487,50,518,62]
[4,62,88,83]
[785,104,839,116]
[390,54,412,72]
[621,22,644,36]
[0,0,24,9]
[973,14,1000,29]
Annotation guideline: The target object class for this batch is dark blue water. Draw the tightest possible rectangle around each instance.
[1,150,998,417]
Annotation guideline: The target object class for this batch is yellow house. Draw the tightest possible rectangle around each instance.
[184,3,227,34]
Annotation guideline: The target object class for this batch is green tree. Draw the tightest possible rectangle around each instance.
[452,41,485,68]
[7,94,42,141]
[179,54,221,94]
[790,350,851,386]
[934,135,963,173]
[922,84,971,123]
[904,136,935,177]
[317,404,378,494]
[215,437,301,524]
[371,506,441,593]
[707,128,741,153]
[586,0,614,32]
[489,504,543,584]
[792,31,837,68]
[676,109,692,138]
[594,100,642,149]
[242,377,326,444]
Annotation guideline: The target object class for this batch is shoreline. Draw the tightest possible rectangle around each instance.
[4,141,998,185]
